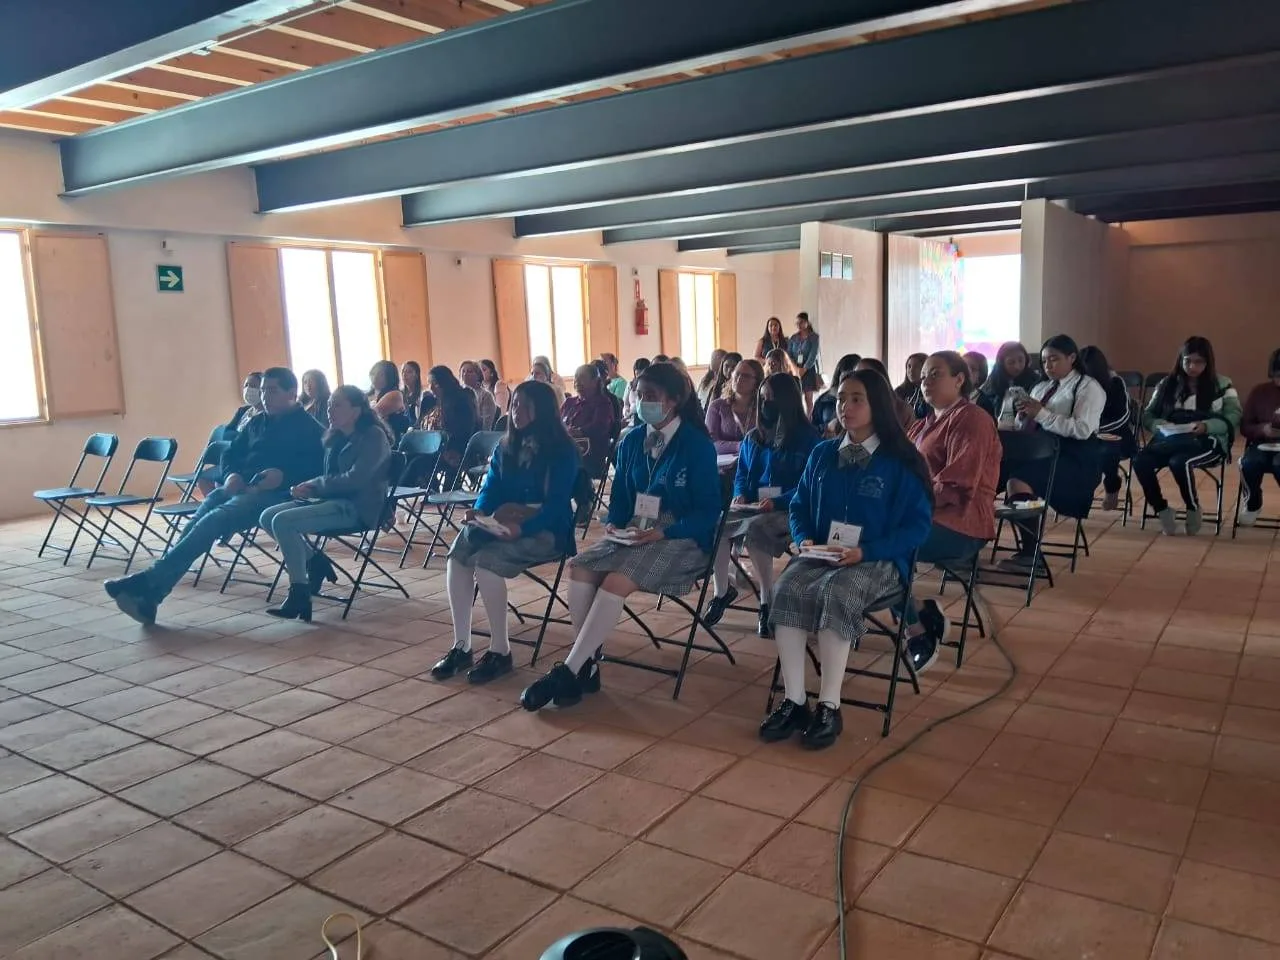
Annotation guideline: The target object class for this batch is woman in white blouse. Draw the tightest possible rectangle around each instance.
[1001,334,1106,565]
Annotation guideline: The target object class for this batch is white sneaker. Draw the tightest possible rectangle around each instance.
[1238,501,1260,527]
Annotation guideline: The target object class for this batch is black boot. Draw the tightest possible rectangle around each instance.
[267,584,312,622]
[307,552,337,595]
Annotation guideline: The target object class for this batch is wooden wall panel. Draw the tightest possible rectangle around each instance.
[716,272,738,355]
[585,264,619,362]
[492,259,530,384]
[658,269,680,357]
[381,250,431,366]
[29,233,124,419]
[225,242,288,376]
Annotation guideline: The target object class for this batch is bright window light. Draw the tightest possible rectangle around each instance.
[524,264,554,372]
[524,263,587,377]
[281,248,338,387]
[0,232,42,422]
[960,255,1022,357]
[331,251,382,391]
[677,272,717,366]
[281,247,385,390]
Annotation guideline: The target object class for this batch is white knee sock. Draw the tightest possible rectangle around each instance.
[774,625,808,706]
[711,543,731,598]
[568,579,596,634]
[817,629,851,708]
[446,558,475,652]
[564,590,625,672]
[473,567,511,656]
[746,542,776,599]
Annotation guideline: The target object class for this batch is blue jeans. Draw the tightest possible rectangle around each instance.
[143,486,288,600]
[1240,446,1280,511]
[905,522,985,626]
[260,499,359,585]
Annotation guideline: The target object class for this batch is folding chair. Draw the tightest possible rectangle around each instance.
[267,453,412,619]
[422,431,504,566]
[1139,372,1164,445]
[82,437,179,572]
[1139,450,1228,535]
[577,437,617,541]
[985,431,1059,606]
[165,424,233,495]
[764,553,922,738]
[385,429,444,565]
[33,432,118,562]
[934,548,985,667]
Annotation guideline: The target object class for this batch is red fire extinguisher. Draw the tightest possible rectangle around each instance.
[634,277,649,335]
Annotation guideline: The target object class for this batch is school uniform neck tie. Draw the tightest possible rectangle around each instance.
[839,442,871,470]
[644,431,666,459]
[1040,381,1060,404]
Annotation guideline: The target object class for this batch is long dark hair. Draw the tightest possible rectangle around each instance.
[826,353,861,394]
[857,357,891,382]
[963,351,989,390]
[753,372,808,449]
[1268,347,1280,379]
[501,380,574,468]
[710,351,743,400]
[479,359,501,388]
[1041,334,1086,377]
[636,361,707,434]
[429,364,479,428]
[841,369,934,505]
[758,317,787,354]
[369,360,400,399]
[300,369,331,413]
[982,341,1038,397]
[698,349,727,394]
[1078,345,1112,387]
[896,352,928,391]
[326,384,392,445]
[1154,335,1220,414]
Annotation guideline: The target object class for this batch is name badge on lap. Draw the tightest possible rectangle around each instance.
[634,493,661,529]
[758,486,781,501]
[827,522,862,547]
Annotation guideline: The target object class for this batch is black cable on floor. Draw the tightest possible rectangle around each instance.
[835,586,1017,960]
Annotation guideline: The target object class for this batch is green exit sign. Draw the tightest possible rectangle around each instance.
[156,264,184,292]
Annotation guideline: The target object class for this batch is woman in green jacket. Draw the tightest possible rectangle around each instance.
[1134,336,1242,535]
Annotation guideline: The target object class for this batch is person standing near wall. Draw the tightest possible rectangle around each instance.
[787,313,821,416]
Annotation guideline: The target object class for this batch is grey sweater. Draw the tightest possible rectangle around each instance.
[309,422,392,529]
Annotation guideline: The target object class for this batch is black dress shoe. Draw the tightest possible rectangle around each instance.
[906,633,940,675]
[430,647,474,680]
[801,702,843,750]
[467,651,513,685]
[577,657,601,694]
[918,599,950,644]
[757,603,772,638]
[520,663,582,711]
[266,584,312,622]
[759,698,811,742]
[703,586,738,627]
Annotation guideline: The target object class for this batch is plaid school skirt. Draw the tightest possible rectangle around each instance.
[769,557,900,641]
[448,526,561,579]
[724,508,792,559]
[572,514,708,596]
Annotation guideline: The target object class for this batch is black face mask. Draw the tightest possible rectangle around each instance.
[758,400,780,428]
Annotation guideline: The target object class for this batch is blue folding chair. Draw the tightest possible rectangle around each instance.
[33,432,118,563]
[82,437,179,572]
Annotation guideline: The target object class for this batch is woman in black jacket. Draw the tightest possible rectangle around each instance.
[1080,345,1136,511]
[258,386,392,621]
[977,341,1041,424]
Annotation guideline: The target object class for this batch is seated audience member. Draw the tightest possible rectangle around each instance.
[894,353,928,411]
[696,348,728,410]
[903,352,1001,671]
[1239,348,1280,526]
[424,365,481,477]
[623,357,651,425]
[258,386,393,622]
[562,363,618,517]
[764,347,794,379]
[857,358,916,431]
[300,369,331,428]
[811,353,860,435]
[1135,336,1241,535]
[460,360,498,429]
[529,360,566,408]
[1080,345,1137,511]
[755,316,788,362]
[1002,335,1105,567]
[432,381,581,685]
[705,373,819,635]
[369,360,414,441]
[978,341,1040,424]
[401,361,425,423]
[706,358,764,455]
[963,351,989,396]
[760,369,933,750]
[601,353,628,401]
[480,359,511,415]
[519,362,720,709]
[228,372,264,433]
[105,367,324,624]
[652,354,671,364]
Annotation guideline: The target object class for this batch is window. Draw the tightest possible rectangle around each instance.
[677,272,717,365]
[524,263,587,375]
[280,247,384,390]
[0,231,42,422]
[960,255,1022,358]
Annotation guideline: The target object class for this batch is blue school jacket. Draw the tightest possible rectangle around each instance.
[789,438,933,583]
[734,426,820,509]
[474,439,581,557]
[608,421,721,553]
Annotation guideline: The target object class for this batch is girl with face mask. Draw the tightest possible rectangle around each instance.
[230,372,264,433]
[520,362,721,711]
[704,373,820,638]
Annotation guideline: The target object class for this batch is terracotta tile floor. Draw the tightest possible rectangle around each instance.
[1,485,1279,960]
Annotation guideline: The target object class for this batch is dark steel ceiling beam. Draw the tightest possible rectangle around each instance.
[727,243,803,256]
[842,206,1026,233]
[255,0,1280,211]
[676,227,802,252]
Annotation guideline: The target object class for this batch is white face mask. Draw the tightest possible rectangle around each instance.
[243,387,262,407]
[637,400,667,426]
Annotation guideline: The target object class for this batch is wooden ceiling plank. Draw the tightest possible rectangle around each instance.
[63,84,184,112]
[0,112,98,135]
[296,5,430,47]
[154,50,293,85]
[341,0,442,33]
[42,97,151,121]
[354,0,494,33]
[223,29,358,67]
[105,69,233,99]
[12,107,112,126]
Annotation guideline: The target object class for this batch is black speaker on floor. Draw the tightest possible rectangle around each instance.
[540,927,687,959]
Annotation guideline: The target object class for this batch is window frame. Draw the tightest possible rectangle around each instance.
[0,227,50,428]
[520,259,589,375]
[277,243,390,388]
[674,268,720,366]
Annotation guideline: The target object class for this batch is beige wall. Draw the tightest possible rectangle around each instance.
[799,222,884,370]
[955,230,1021,257]
[1108,212,1280,385]
[0,129,774,520]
